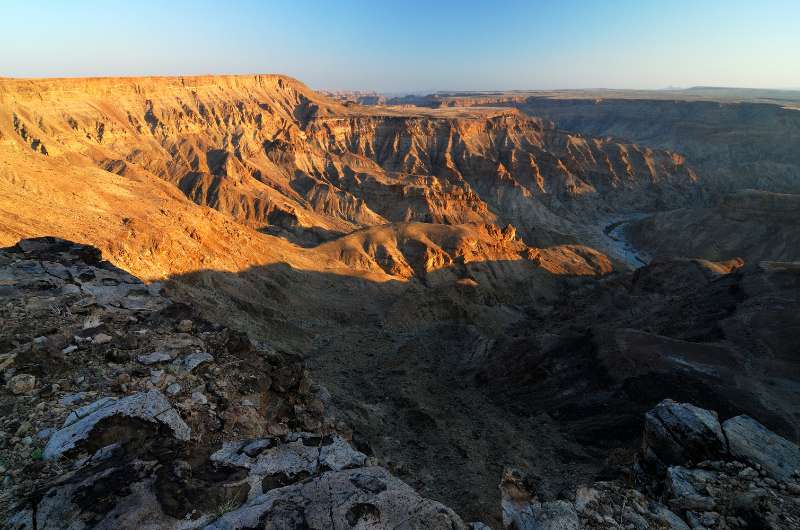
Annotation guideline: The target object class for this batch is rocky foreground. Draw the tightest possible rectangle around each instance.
[0,237,466,528]
[2,239,800,529]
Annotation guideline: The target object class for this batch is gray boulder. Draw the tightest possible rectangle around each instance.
[43,390,190,459]
[723,415,800,481]
[642,399,727,468]
[211,432,367,499]
[665,467,718,512]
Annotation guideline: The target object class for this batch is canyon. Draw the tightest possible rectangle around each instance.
[1,75,799,529]
[377,87,800,196]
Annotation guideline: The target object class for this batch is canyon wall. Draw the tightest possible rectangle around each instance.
[506,97,800,196]
[0,75,704,252]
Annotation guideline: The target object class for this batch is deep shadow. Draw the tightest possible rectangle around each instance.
[4,236,800,526]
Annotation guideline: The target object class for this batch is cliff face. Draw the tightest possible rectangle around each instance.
[505,97,800,196]
[0,75,703,250]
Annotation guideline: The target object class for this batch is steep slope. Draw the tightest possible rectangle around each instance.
[626,189,800,263]
[5,239,800,530]
[0,127,316,280]
[497,95,800,195]
[0,75,704,250]
[376,89,800,196]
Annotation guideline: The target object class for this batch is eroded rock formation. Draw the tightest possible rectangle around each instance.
[0,75,703,250]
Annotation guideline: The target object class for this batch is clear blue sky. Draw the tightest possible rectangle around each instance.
[2,0,798,91]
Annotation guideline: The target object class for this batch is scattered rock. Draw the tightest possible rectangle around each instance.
[59,392,88,406]
[7,374,36,395]
[179,351,214,372]
[92,333,112,345]
[191,391,208,405]
[150,369,165,385]
[137,351,172,365]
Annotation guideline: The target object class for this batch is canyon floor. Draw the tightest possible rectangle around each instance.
[1,75,799,529]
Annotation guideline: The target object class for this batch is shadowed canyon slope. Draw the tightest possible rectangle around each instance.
[1,75,800,528]
[626,189,800,264]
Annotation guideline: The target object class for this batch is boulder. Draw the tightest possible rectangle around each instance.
[723,415,800,482]
[179,351,214,372]
[7,373,36,395]
[137,351,172,365]
[665,467,718,512]
[642,399,727,468]
[43,390,190,459]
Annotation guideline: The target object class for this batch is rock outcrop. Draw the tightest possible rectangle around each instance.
[1,237,470,529]
[500,400,800,530]
[42,389,190,460]
[641,400,728,472]
[723,415,800,483]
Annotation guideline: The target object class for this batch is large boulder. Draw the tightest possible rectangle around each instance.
[641,399,727,470]
[723,415,800,481]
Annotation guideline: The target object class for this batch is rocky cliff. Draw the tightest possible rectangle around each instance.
[496,96,800,196]
[0,75,703,250]
[4,239,800,529]
[381,90,800,197]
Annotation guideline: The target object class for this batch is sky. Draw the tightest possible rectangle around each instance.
[2,0,799,92]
